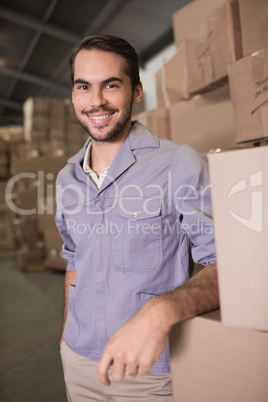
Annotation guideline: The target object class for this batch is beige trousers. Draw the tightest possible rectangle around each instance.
[60,341,173,402]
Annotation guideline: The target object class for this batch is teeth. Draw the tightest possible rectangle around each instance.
[89,114,111,120]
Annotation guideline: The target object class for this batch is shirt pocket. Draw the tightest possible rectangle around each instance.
[110,198,163,272]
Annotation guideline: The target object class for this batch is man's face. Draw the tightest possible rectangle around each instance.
[72,49,142,143]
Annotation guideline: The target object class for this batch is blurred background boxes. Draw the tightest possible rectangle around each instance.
[0,181,18,252]
[0,137,10,179]
[208,146,268,331]
[228,46,268,144]
[172,0,227,48]
[132,109,171,140]
[238,0,268,57]
[156,44,189,109]
[44,230,67,271]
[18,247,46,272]
[169,85,236,153]
[185,0,242,95]
[169,309,268,402]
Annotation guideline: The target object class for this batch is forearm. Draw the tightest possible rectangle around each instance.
[60,269,76,344]
[148,263,219,331]
[97,264,219,385]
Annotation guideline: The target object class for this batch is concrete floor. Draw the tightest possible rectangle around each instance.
[0,252,67,402]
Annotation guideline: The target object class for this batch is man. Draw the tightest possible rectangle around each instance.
[56,34,219,401]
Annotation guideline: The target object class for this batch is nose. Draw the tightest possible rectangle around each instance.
[91,87,107,108]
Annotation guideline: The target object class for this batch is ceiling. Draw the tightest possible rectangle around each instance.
[0,0,193,126]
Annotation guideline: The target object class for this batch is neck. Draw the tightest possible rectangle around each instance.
[90,133,127,176]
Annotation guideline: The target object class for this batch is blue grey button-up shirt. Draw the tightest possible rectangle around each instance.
[55,121,216,373]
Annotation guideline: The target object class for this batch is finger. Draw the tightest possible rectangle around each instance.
[111,357,125,382]
[125,367,138,381]
[97,353,113,386]
[137,354,154,377]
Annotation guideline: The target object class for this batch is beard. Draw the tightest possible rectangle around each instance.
[76,98,133,143]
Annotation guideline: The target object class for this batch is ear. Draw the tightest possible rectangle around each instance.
[133,82,143,104]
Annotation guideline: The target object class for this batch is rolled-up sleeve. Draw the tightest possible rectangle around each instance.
[171,145,216,267]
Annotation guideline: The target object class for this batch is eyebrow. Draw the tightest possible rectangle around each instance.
[73,77,124,86]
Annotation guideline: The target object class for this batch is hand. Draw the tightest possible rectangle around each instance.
[97,297,172,386]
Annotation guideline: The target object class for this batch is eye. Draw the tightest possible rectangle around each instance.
[106,83,118,89]
[78,85,89,91]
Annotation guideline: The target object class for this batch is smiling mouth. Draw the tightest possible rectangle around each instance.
[82,109,117,125]
[88,113,113,120]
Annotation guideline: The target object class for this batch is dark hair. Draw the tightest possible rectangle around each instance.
[69,34,140,89]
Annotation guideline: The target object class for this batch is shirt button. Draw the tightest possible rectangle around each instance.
[133,212,138,218]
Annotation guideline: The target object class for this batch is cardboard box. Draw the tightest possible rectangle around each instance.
[16,143,40,159]
[47,155,68,179]
[228,48,268,143]
[208,146,268,331]
[0,138,7,152]
[37,213,57,233]
[39,140,65,157]
[24,115,49,142]
[24,128,48,143]
[0,166,9,179]
[8,139,26,161]
[0,152,8,166]
[17,218,44,249]
[11,155,47,176]
[0,202,18,251]
[169,309,268,402]
[169,85,236,153]
[44,229,67,270]
[0,125,24,143]
[172,0,227,48]
[49,115,65,131]
[49,98,65,116]
[37,196,57,233]
[239,0,268,57]
[156,44,189,109]
[15,188,40,212]
[23,97,50,117]
[185,0,242,95]
[65,100,77,121]
[18,247,46,271]
[133,109,170,140]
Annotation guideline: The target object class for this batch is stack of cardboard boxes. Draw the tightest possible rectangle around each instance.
[134,0,243,153]
[23,96,88,150]
[0,126,26,252]
[168,1,268,401]
[0,180,18,252]
[0,138,9,180]
[3,96,89,270]
[9,140,67,270]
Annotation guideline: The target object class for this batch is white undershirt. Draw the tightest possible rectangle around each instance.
[83,143,110,190]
